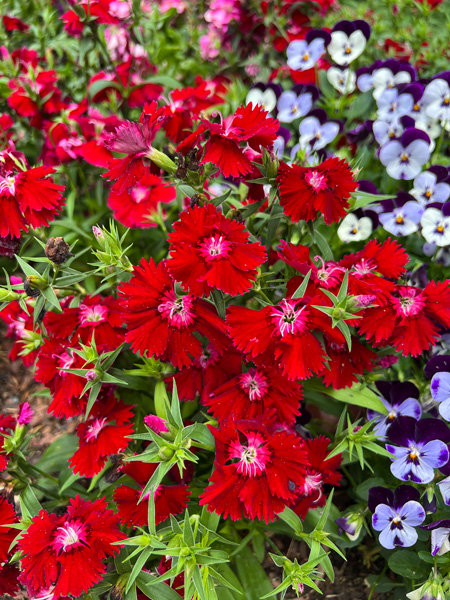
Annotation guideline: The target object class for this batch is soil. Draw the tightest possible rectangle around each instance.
[0,328,390,599]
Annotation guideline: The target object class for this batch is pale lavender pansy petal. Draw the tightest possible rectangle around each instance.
[379,140,403,164]
[439,399,450,422]
[386,444,410,460]
[431,371,450,403]
[397,398,422,420]
[399,500,426,526]
[372,503,395,531]
[320,121,340,145]
[431,527,450,556]
[438,476,450,504]
[379,522,418,549]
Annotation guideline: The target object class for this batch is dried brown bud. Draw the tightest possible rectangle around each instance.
[45,237,71,264]
[24,277,41,297]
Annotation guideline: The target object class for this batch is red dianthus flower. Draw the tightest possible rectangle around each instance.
[18,496,125,598]
[0,166,65,238]
[277,157,357,225]
[0,496,17,563]
[119,258,229,368]
[167,203,267,297]
[200,415,309,523]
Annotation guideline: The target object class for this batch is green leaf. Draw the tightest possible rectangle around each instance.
[278,506,303,535]
[154,380,169,420]
[346,91,374,122]
[126,546,153,593]
[88,78,122,100]
[388,550,429,580]
[304,381,387,414]
[235,545,273,600]
[20,486,42,519]
[14,255,42,278]
[291,269,312,299]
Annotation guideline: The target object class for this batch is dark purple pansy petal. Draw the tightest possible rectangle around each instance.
[425,355,450,379]
[358,179,378,195]
[306,29,331,47]
[399,115,416,130]
[390,381,420,405]
[439,444,450,475]
[376,380,394,400]
[354,20,371,40]
[393,484,421,508]
[442,202,450,218]
[421,519,450,530]
[368,486,394,512]
[401,128,431,147]
[428,165,449,182]
[387,416,417,446]
[423,493,437,513]
[416,418,450,444]
[335,516,356,536]
[432,71,450,85]
[400,83,424,104]
[332,20,355,35]
[306,107,328,124]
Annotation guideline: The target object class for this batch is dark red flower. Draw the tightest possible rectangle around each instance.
[205,365,303,424]
[44,294,124,351]
[69,394,134,477]
[277,157,357,225]
[0,166,65,238]
[172,342,243,402]
[18,496,125,598]
[167,204,267,297]
[0,563,20,598]
[119,258,229,368]
[292,436,342,519]
[359,281,450,356]
[0,496,17,563]
[317,337,376,389]
[8,71,66,127]
[113,460,190,527]
[2,15,29,31]
[199,415,309,523]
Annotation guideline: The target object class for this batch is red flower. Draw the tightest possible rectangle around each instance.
[317,337,376,389]
[0,166,65,238]
[69,394,134,477]
[178,103,279,178]
[108,169,175,228]
[44,294,124,351]
[292,436,342,519]
[0,415,16,472]
[199,415,309,523]
[119,258,229,368]
[359,281,450,356]
[205,366,303,424]
[227,298,334,381]
[114,460,190,527]
[0,496,17,563]
[277,157,357,225]
[8,71,66,127]
[18,496,125,598]
[172,342,243,402]
[0,298,42,367]
[0,563,20,598]
[2,15,29,31]
[167,204,267,297]
[35,338,90,418]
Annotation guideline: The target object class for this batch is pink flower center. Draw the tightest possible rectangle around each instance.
[352,258,376,277]
[0,175,16,195]
[57,352,74,374]
[392,288,425,317]
[271,299,308,337]
[305,170,328,192]
[131,185,150,204]
[198,344,219,369]
[85,417,108,442]
[158,290,195,328]
[198,234,232,261]
[79,303,109,325]
[240,370,269,402]
[301,472,323,497]
[33,587,57,600]
[228,432,271,477]
[52,520,87,553]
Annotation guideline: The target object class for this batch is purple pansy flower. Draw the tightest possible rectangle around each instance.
[277,90,313,123]
[356,60,382,92]
[298,109,340,151]
[327,20,371,66]
[372,60,416,101]
[411,167,450,205]
[386,416,450,483]
[369,485,425,549]
[421,205,450,247]
[373,115,415,146]
[425,355,450,380]
[422,73,450,122]
[379,129,431,180]
[286,32,330,72]
[367,381,422,438]
[379,199,424,236]
[421,519,450,556]
[327,67,356,94]
[335,510,364,541]
[431,370,450,420]
[376,88,414,123]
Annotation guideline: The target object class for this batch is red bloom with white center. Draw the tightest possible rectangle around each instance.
[18,496,125,598]
[0,496,17,563]
[317,337,377,389]
[44,294,124,351]
[277,157,357,225]
[178,103,279,178]
[108,170,176,228]
[227,297,334,381]
[205,366,303,424]
[0,166,65,238]
[167,203,267,297]
[292,436,342,519]
[35,338,90,418]
[172,342,243,402]
[113,460,190,527]
[199,415,309,523]
[119,258,229,368]
[359,281,450,356]
[69,394,134,477]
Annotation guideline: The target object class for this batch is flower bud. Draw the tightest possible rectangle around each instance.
[45,237,71,264]
[24,274,48,293]
[158,446,175,461]
[92,226,105,248]
[147,147,177,174]
[0,288,21,302]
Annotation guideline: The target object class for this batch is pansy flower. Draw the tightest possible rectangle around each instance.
[286,31,330,71]
[386,416,450,483]
[369,485,425,549]
[371,60,416,101]
[430,370,450,421]
[376,87,416,123]
[18,496,125,598]
[114,460,190,527]
[337,212,373,243]
[119,257,229,368]
[373,115,415,147]
[421,205,450,247]
[367,381,422,437]
[379,198,424,237]
[277,156,357,225]
[276,85,318,123]
[199,414,309,523]
[422,73,450,122]
[410,167,450,205]
[298,109,340,151]
[327,20,371,66]
[421,520,450,556]
[327,67,356,95]
[379,129,431,180]
[167,203,266,297]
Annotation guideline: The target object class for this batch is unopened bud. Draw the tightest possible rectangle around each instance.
[85,369,98,382]
[92,226,105,246]
[45,237,71,264]
[24,275,47,296]
[147,147,177,174]
[0,288,21,302]
[158,446,175,461]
